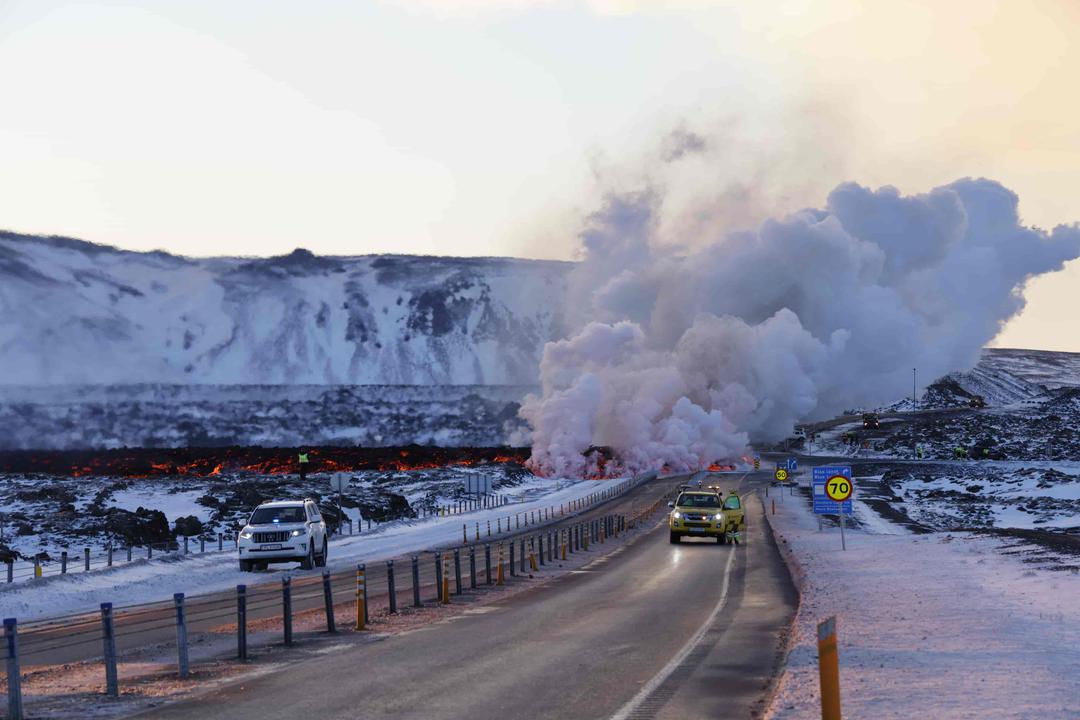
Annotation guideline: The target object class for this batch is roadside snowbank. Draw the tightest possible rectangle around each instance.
[766,484,1080,719]
[0,475,631,623]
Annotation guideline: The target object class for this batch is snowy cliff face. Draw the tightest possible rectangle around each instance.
[0,232,570,385]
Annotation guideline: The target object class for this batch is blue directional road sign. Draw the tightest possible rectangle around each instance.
[812,465,853,514]
[786,457,798,472]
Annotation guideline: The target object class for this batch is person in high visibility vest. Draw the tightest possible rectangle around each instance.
[298,448,310,481]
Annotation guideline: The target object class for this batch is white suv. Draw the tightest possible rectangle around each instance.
[237,499,328,571]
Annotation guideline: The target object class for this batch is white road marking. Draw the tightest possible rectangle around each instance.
[609,506,740,720]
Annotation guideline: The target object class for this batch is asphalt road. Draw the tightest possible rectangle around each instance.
[134,472,796,720]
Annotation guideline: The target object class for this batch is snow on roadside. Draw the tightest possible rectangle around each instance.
[0,475,632,623]
[765,484,1080,719]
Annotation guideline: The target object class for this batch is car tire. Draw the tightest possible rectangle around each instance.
[300,545,314,570]
[239,560,252,572]
[669,532,680,544]
[315,539,328,568]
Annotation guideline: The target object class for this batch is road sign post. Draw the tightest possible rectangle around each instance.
[812,466,854,550]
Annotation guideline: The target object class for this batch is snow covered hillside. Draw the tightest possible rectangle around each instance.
[0,231,570,386]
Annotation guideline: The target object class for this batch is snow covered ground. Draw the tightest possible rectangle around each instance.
[765,480,1080,719]
[0,473,637,623]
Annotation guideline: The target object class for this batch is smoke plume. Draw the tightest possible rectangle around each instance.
[521,177,1080,477]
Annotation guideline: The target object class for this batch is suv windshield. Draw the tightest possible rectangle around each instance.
[676,493,720,508]
[250,506,306,524]
[724,496,741,509]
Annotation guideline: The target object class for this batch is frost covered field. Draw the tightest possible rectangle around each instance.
[766,486,1080,719]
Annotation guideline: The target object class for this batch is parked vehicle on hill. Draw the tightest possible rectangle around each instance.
[237,499,328,571]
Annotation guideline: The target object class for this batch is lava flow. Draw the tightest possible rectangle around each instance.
[0,445,531,478]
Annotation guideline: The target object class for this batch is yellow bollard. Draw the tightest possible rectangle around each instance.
[529,541,538,571]
[561,531,567,560]
[817,616,841,720]
[356,567,366,631]
[442,555,450,604]
[497,544,505,585]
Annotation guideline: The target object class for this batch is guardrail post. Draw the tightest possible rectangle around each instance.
[126,546,132,563]
[282,578,293,645]
[84,547,91,571]
[183,536,189,555]
[236,584,248,659]
[386,561,397,614]
[322,571,336,633]
[360,563,369,625]
[469,546,477,589]
[100,602,118,696]
[200,537,206,553]
[520,537,526,573]
[509,541,516,577]
[5,560,12,583]
[496,544,505,585]
[484,544,492,585]
[356,565,366,631]
[174,593,189,678]
[818,616,842,720]
[5,618,23,720]
[453,549,462,595]
[61,550,68,574]
[411,556,421,608]
[106,544,113,567]
[147,544,153,560]
[434,553,443,604]
[218,533,224,552]
[538,534,545,566]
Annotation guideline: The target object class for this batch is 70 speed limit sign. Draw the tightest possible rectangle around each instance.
[825,475,852,502]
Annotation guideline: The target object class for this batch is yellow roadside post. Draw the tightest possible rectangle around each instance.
[441,554,450,604]
[529,540,538,571]
[561,530,567,560]
[496,544,505,585]
[355,566,366,631]
[817,616,841,720]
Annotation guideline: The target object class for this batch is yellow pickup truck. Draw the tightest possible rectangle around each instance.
[668,490,745,544]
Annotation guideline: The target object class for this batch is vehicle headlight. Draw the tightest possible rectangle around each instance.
[239,529,253,539]
[291,529,302,537]
[672,511,681,519]
[714,513,724,521]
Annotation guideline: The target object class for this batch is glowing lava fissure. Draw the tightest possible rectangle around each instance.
[0,445,531,478]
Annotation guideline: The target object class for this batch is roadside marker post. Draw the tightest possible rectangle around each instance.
[812,466,854,550]
[237,585,248,659]
[496,544,505,586]
[174,593,189,678]
[441,554,450,604]
[5,618,23,720]
[454,549,462,595]
[386,561,397,614]
[322,571,336,633]
[817,616,842,720]
[282,577,294,644]
[100,603,118,696]
[412,556,422,607]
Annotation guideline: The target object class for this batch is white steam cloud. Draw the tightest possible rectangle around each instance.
[521,177,1080,477]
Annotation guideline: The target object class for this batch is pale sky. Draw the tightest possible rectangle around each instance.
[1,0,1078,350]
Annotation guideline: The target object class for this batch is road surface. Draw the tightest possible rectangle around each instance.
[132,473,796,720]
